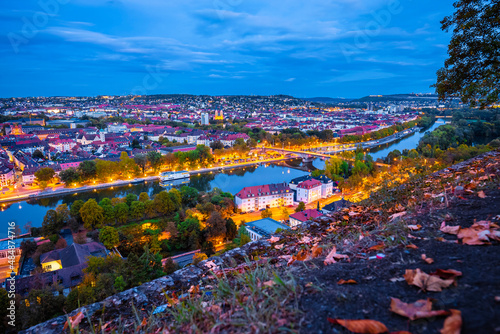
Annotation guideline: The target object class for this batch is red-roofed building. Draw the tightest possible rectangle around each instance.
[234,183,293,213]
[296,179,322,204]
[289,209,324,227]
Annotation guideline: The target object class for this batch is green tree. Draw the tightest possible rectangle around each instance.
[99,226,119,249]
[114,203,129,224]
[35,167,55,189]
[134,153,148,175]
[42,210,60,236]
[70,200,85,222]
[130,201,145,220]
[80,199,104,230]
[434,0,500,107]
[55,204,70,226]
[281,207,290,221]
[153,191,175,215]
[139,192,150,202]
[59,167,80,186]
[147,151,162,172]
[125,193,138,207]
[225,218,238,240]
[180,186,198,206]
[114,275,126,292]
[295,202,306,212]
[77,160,97,181]
[32,149,44,160]
[102,204,115,225]
[206,211,226,239]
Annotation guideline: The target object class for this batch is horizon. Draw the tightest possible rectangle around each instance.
[2,0,454,98]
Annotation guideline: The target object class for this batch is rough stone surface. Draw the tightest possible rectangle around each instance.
[20,239,271,334]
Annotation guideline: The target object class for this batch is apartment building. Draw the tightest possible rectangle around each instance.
[234,183,293,213]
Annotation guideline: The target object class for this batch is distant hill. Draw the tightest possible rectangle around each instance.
[353,93,440,103]
[302,97,353,104]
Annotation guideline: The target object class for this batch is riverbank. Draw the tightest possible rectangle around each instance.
[0,157,292,204]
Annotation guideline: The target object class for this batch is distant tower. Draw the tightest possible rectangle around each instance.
[201,113,209,125]
[100,131,105,142]
[214,110,224,121]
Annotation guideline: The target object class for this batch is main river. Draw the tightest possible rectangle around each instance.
[0,120,446,238]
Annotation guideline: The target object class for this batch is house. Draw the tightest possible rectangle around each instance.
[313,174,334,198]
[48,139,77,152]
[245,218,290,241]
[288,175,312,191]
[321,198,351,214]
[289,209,324,227]
[234,183,293,213]
[296,179,322,204]
[0,162,15,187]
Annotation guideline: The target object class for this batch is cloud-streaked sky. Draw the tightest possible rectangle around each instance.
[1,0,455,98]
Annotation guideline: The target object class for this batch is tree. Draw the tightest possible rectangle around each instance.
[295,202,305,212]
[180,186,198,206]
[99,226,119,249]
[206,211,226,239]
[163,257,180,274]
[192,252,208,265]
[130,201,145,220]
[32,149,44,160]
[261,208,273,219]
[102,205,115,225]
[78,160,97,181]
[210,141,224,150]
[225,218,238,240]
[35,167,55,189]
[139,192,150,202]
[153,191,175,215]
[147,151,162,173]
[70,200,85,222]
[80,199,104,230]
[114,203,129,224]
[42,210,59,236]
[434,0,500,107]
[59,167,80,186]
[55,204,70,226]
[125,193,138,207]
[281,207,290,221]
[134,154,148,175]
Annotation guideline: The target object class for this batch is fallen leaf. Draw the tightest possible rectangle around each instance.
[300,236,312,244]
[389,211,407,221]
[368,243,386,251]
[188,285,199,294]
[324,246,349,265]
[431,269,462,280]
[140,317,147,327]
[274,244,284,250]
[310,244,323,258]
[288,249,309,265]
[421,254,434,264]
[263,280,275,287]
[268,236,280,243]
[440,309,462,334]
[328,318,388,334]
[390,297,450,320]
[404,269,454,292]
[408,225,422,231]
[406,244,418,249]
[64,311,84,330]
[440,222,460,235]
[477,190,487,198]
[338,279,357,285]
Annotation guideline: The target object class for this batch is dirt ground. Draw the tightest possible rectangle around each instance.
[296,188,500,333]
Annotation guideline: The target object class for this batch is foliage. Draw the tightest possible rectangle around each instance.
[99,226,119,249]
[434,0,500,107]
[295,202,305,212]
[261,208,273,219]
[192,252,208,265]
[79,199,104,230]
[59,167,80,186]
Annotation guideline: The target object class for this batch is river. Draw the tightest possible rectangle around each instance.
[1,120,447,238]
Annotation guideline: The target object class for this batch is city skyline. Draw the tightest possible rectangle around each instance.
[2,1,454,98]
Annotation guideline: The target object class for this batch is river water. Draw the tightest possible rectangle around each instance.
[0,120,446,238]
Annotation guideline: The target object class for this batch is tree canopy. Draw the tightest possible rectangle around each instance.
[434,0,500,107]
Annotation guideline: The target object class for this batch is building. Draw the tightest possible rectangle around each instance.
[296,179,322,204]
[234,183,293,213]
[289,209,324,227]
[313,174,334,198]
[289,175,312,191]
[214,110,224,121]
[321,198,351,215]
[201,113,209,125]
[245,218,290,241]
[48,139,77,152]
[0,162,15,187]
[0,238,23,283]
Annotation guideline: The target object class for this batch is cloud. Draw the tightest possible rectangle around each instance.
[285,78,295,82]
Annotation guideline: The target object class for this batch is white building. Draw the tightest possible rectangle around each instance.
[0,164,14,187]
[201,113,209,125]
[296,179,322,204]
[234,183,293,213]
[107,123,128,133]
[48,139,77,152]
[289,209,324,228]
[314,175,334,198]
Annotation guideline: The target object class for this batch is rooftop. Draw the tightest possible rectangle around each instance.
[245,218,290,238]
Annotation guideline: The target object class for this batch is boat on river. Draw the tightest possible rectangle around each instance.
[160,170,190,182]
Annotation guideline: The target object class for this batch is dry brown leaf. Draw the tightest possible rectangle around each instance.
[440,309,462,334]
[408,225,422,231]
[431,269,462,280]
[263,280,275,287]
[328,318,388,334]
[64,311,84,330]
[274,244,284,250]
[477,190,487,198]
[337,279,357,285]
[421,254,434,264]
[268,236,280,243]
[310,244,323,259]
[140,317,147,327]
[390,297,450,321]
[188,285,200,294]
[406,244,418,249]
[440,222,460,235]
[404,269,454,292]
[368,243,386,251]
[389,211,407,221]
[324,246,349,265]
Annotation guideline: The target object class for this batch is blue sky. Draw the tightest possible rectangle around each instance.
[0,0,455,98]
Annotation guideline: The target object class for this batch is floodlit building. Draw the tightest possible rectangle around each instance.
[201,113,209,125]
[289,209,324,227]
[234,183,293,213]
[296,179,322,204]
